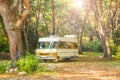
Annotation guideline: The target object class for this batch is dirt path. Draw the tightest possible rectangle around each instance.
[0,55,120,80]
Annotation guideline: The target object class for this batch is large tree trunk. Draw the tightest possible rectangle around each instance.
[90,0,112,60]
[8,29,23,67]
[95,19,112,60]
[0,0,30,68]
[98,22,111,60]
[0,3,23,68]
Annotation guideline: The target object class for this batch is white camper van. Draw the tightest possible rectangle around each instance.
[35,35,78,62]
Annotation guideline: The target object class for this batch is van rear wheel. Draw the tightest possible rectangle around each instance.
[64,58,71,61]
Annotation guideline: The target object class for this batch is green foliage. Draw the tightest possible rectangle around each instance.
[82,39,103,52]
[0,61,11,74]
[22,25,39,53]
[113,30,120,46]
[36,65,45,72]
[17,51,43,74]
[109,40,117,55]
[111,29,120,56]
[0,62,6,74]
[110,45,117,55]
[0,15,9,52]
[27,26,39,53]
[0,34,9,52]
[114,45,120,59]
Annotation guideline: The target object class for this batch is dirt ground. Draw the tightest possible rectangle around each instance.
[0,54,120,80]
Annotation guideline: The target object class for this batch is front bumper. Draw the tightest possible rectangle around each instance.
[36,56,57,60]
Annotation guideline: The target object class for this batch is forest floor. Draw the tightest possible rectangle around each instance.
[0,53,120,80]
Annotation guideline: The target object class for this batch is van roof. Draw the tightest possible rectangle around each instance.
[38,37,78,43]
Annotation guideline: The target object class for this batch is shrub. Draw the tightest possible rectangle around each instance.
[0,62,6,74]
[0,36,9,52]
[115,45,120,59]
[17,51,41,74]
[82,39,103,52]
[113,30,120,46]
[0,61,10,74]
[36,66,46,72]
[109,40,117,55]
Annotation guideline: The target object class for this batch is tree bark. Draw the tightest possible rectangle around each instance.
[24,19,30,52]
[51,0,55,35]
[0,0,30,68]
[98,22,111,60]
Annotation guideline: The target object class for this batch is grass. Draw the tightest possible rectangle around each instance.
[0,52,120,79]
[0,60,11,74]
[77,52,120,68]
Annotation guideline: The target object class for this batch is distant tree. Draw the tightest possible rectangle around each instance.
[51,0,55,35]
[26,0,42,53]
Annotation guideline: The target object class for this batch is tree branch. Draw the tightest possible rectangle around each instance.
[24,0,30,9]
[0,0,5,4]
[15,0,30,29]
[10,0,19,12]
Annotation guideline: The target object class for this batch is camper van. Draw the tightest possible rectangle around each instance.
[35,35,78,62]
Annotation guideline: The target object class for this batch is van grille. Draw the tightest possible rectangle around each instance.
[39,53,57,56]
[39,53,50,56]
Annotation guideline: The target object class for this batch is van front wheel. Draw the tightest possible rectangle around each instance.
[53,59,58,63]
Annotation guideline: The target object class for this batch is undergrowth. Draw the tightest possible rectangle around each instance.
[0,60,11,74]
[17,51,45,74]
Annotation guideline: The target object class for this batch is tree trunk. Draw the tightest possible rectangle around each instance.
[0,0,30,68]
[79,33,83,54]
[24,20,30,52]
[98,22,111,60]
[51,0,55,35]
[90,0,112,60]
[0,1,23,68]
[95,18,112,60]
[8,29,23,67]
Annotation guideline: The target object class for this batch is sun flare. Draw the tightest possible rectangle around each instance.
[74,0,83,8]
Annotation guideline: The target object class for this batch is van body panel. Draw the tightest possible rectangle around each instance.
[35,35,78,61]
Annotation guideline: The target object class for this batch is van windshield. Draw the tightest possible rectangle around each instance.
[38,41,78,49]
[38,42,59,49]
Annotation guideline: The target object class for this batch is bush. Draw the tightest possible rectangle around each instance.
[0,62,6,74]
[17,51,43,74]
[0,36,9,52]
[36,66,46,72]
[113,30,120,46]
[115,45,120,59]
[109,40,117,55]
[0,61,11,74]
[82,39,103,52]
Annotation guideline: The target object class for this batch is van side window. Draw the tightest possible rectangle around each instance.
[53,42,59,48]
[38,41,78,49]
[59,42,78,49]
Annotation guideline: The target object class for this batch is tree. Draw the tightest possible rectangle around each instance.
[51,0,55,35]
[22,0,43,53]
[0,0,30,68]
[109,0,120,52]
[90,0,112,60]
